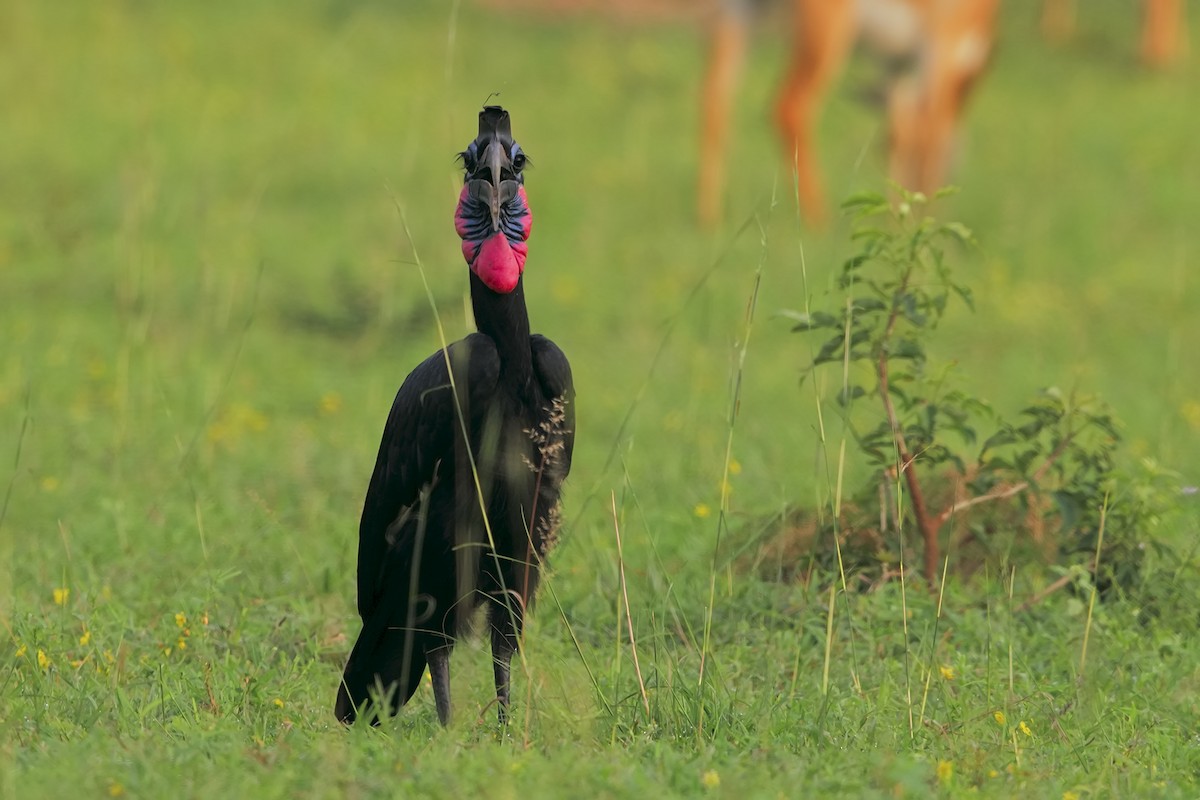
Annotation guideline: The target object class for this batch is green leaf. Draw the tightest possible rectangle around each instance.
[786,310,840,332]
[850,297,888,314]
[951,282,975,311]
[837,385,867,406]
[888,338,924,361]
[813,334,845,365]
[898,292,927,325]
[1053,490,1084,532]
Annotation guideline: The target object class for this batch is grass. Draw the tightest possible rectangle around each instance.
[2,0,1198,796]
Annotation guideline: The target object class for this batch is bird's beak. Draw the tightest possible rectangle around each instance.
[483,139,507,233]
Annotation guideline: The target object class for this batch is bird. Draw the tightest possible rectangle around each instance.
[334,105,575,727]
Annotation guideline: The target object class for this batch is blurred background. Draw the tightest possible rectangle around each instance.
[2,2,1198,792]
[2,0,1196,641]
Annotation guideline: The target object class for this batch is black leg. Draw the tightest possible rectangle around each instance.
[426,645,452,726]
[490,602,520,726]
[492,634,515,725]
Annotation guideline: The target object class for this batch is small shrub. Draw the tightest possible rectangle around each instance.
[771,190,1171,591]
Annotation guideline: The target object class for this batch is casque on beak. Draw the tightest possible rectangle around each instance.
[483,139,507,233]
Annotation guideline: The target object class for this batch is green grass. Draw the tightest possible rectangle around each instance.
[3,1,1198,797]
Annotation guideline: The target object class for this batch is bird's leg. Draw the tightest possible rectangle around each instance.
[490,602,520,726]
[425,645,452,726]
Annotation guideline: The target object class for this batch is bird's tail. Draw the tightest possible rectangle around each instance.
[334,610,428,725]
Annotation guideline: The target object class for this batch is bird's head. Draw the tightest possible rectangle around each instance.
[454,105,532,294]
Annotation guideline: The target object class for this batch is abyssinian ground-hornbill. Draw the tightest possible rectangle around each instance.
[335,106,575,726]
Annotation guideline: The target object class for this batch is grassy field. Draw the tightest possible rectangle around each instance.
[3,1,1198,797]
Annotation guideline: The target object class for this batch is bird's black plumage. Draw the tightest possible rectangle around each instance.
[335,107,574,726]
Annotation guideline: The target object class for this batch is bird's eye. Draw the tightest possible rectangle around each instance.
[510,144,527,171]
[459,142,479,172]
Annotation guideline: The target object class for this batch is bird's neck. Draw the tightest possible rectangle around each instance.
[470,271,533,390]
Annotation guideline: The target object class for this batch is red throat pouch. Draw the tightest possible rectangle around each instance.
[466,234,527,293]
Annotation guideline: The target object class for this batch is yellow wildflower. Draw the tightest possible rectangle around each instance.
[694,503,711,519]
[79,629,92,646]
[177,638,187,650]
[550,276,580,306]
[108,782,125,797]
[939,664,955,680]
[936,760,953,784]
[201,612,209,626]
[319,392,343,416]
[993,710,1006,726]
[273,698,284,708]
[53,587,70,606]
[207,403,268,444]
[1063,792,1079,800]
[175,612,187,628]
[987,770,999,779]
[40,476,60,492]
[37,649,51,670]
[1181,401,1200,432]
[1019,720,1032,737]
[15,644,27,658]
[728,458,742,475]
[701,770,720,789]
[163,647,172,656]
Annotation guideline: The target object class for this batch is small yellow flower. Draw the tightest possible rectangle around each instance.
[40,476,60,492]
[987,770,999,779]
[1181,400,1200,432]
[104,649,116,663]
[1062,792,1079,800]
[701,770,720,789]
[79,629,92,646]
[175,612,187,628]
[550,276,580,306]
[1019,720,1032,737]
[70,658,85,669]
[273,697,284,708]
[939,664,955,680]
[694,503,711,519]
[53,587,70,606]
[936,760,953,784]
[108,781,125,797]
[37,649,51,670]
[163,647,172,656]
[176,638,187,650]
[993,710,1006,726]
[15,644,27,658]
[201,612,209,626]
[319,392,343,416]
[728,458,742,475]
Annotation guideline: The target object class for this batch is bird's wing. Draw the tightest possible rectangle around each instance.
[531,334,576,478]
[356,333,500,620]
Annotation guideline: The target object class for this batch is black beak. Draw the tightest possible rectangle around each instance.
[482,139,507,233]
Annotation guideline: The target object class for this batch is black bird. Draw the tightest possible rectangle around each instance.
[335,106,574,727]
